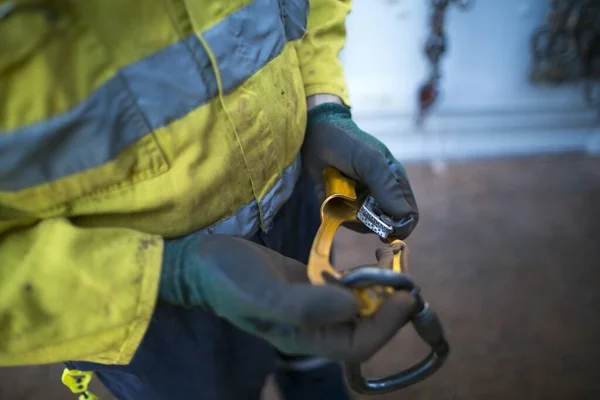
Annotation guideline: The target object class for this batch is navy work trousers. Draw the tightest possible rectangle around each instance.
[67,172,351,400]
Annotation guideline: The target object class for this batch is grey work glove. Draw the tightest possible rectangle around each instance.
[159,234,416,363]
[303,102,419,239]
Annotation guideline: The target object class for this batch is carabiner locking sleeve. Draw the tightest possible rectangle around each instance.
[339,268,449,394]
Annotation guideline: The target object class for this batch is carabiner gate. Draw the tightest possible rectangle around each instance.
[339,267,449,394]
[307,167,449,394]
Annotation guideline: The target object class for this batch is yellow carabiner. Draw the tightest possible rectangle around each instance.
[307,167,412,317]
[61,368,99,400]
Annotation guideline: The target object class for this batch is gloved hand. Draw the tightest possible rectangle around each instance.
[159,234,416,363]
[303,102,419,239]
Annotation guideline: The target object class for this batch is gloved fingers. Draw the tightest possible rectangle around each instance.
[376,240,408,270]
[341,245,396,274]
[196,236,360,326]
[278,256,312,284]
[343,291,416,362]
[352,148,416,221]
[374,245,396,270]
[260,282,360,326]
[293,291,417,363]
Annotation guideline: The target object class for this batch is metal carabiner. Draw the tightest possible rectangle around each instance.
[339,267,449,394]
[307,167,449,394]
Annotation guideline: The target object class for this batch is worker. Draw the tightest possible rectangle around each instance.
[0,0,420,399]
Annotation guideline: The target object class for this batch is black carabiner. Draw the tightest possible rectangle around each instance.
[338,267,450,395]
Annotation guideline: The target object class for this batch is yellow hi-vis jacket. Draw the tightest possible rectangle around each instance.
[0,0,351,366]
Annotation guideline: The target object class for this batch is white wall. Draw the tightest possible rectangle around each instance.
[341,0,599,162]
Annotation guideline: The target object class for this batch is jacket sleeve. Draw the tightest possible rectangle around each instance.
[0,217,163,366]
[296,0,352,106]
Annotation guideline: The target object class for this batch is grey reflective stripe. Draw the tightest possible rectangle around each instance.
[0,0,308,191]
[194,155,301,238]
[280,0,309,40]
[0,82,148,191]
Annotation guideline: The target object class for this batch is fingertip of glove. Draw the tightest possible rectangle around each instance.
[385,291,418,312]
[288,284,360,326]
[365,291,418,333]
[374,246,395,268]
[347,292,418,362]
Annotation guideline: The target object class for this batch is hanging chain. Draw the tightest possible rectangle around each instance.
[530,0,600,112]
[417,0,474,126]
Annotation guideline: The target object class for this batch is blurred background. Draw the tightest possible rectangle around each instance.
[2,0,599,399]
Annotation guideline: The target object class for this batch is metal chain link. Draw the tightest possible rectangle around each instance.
[529,0,600,112]
[417,0,474,126]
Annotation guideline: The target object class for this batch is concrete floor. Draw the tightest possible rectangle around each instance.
[1,153,599,400]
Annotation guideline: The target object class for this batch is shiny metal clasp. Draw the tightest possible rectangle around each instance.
[307,167,449,394]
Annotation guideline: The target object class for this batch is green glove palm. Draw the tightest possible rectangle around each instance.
[303,102,419,239]
[159,234,416,363]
